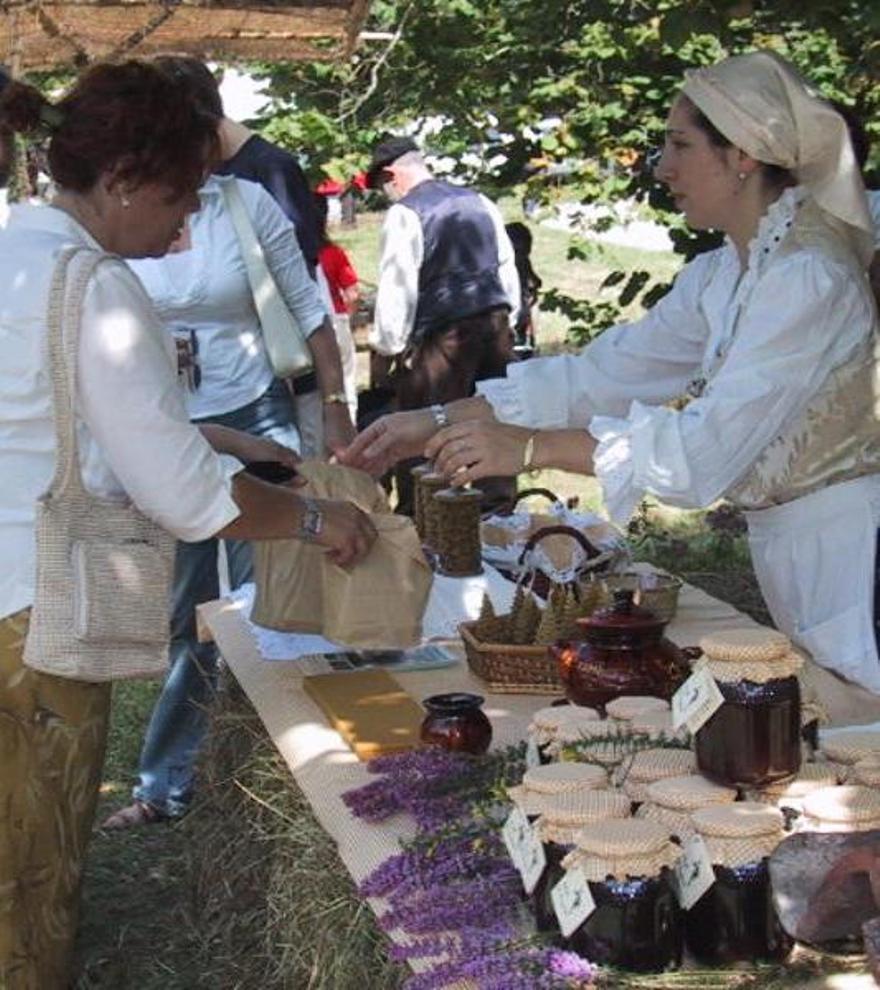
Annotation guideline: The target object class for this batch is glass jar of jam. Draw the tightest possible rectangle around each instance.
[562,819,683,972]
[693,629,803,789]
[527,704,601,764]
[637,774,737,841]
[622,747,697,811]
[686,803,792,964]
[801,784,880,833]
[527,790,632,933]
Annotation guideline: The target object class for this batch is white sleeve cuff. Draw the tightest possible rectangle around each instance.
[475,375,527,426]
[590,414,642,525]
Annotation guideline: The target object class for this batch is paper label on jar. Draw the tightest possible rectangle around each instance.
[551,868,596,938]
[673,834,716,910]
[671,666,724,734]
[525,736,541,769]
[502,806,531,870]
[518,825,547,895]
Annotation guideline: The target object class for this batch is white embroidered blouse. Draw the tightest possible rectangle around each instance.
[478,188,879,523]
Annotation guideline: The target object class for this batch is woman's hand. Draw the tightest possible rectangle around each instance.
[313,498,378,567]
[425,420,532,484]
[339,409,436,476]
[323,402,357,459]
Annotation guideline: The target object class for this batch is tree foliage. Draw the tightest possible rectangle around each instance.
[253,0,878,337]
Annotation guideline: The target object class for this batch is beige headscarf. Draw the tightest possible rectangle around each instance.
[683,50,874,267]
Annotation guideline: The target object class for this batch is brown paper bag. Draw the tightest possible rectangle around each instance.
[252,461,433,647]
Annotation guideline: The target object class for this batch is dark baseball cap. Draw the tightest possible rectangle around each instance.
[365,136,419,188]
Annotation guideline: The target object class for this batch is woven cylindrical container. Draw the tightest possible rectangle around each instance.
[606,695,670,722]
[409,463,432,538]
[622,748,698,805]
[637,774,737,840]
[418,471,450,550]
[561,819,684,972]
[801,784,880,833]
[695,629,803,788]
[433,487,483,576]
[686,802,792,965]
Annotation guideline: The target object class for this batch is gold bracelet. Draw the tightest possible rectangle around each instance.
[522,432,538,472]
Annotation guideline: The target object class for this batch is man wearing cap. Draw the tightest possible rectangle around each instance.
[366,136,521,513]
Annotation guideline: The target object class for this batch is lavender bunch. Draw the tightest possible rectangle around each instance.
[402,944,596,990]
[342,744,525,828]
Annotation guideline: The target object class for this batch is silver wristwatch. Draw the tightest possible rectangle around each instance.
[298,497,323,542]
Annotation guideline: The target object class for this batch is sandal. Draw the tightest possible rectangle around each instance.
[99,800,169,831]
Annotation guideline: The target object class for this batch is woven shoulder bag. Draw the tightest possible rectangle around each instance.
[23,247,175,681]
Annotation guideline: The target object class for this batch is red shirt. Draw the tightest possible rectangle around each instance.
[319,242,359,314]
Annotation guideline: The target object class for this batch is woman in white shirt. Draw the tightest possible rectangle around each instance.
[344,50,880,696]
[106,172,355,830]
[0,62,375,989]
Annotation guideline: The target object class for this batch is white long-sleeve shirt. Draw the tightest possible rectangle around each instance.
[478,187,877,522]
[370,191,521,356]
[130,176,328,419]
[0,204,242,620]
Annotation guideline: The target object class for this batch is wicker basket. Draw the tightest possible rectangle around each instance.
[459,620,563,694]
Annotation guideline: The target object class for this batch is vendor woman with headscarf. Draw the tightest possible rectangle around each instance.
[342,50,880,695]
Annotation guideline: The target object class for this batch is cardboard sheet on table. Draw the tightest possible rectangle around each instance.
[303,668,424,760]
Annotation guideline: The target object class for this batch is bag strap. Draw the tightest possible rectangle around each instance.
[45,246,109,498]
[219,175,286,332]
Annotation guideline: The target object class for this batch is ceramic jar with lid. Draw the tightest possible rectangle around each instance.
[528,789,632,932]
[686,802,793,964]
[527,704,601,763]
[561,819,683,971]
[801,785,880,833]
[693,629,803,788]
[636,774,737,840]
[621,748,698,809]
[552,589,690,713]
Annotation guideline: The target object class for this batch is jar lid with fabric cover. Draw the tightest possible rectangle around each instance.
[562,819,680,882]
[802,784,880,832]
[549,718,631,763]
[622,748,697,804]
[524,762,610,795]
[528,704,601,745]
[851,757,880,787]
[751,761,841,807]
[819,731,880,766]
[692,802,786,867]
[606,695,670,721]
[630,707,690,743]
[637,774,737,839]
[536,790,632,845]
[698,628,803,683]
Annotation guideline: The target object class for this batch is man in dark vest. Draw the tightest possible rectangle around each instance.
[366,137,521,514]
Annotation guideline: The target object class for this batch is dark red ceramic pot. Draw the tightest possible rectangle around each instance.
[552,589,690,714]
[420,692,492,755]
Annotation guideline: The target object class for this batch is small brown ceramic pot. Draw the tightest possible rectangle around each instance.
[420,692,492,755]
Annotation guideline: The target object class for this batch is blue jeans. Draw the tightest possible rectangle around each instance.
[133,380,299,816]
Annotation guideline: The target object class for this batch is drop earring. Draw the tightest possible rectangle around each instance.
[121,195,131,208]
[737,172,747,182]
